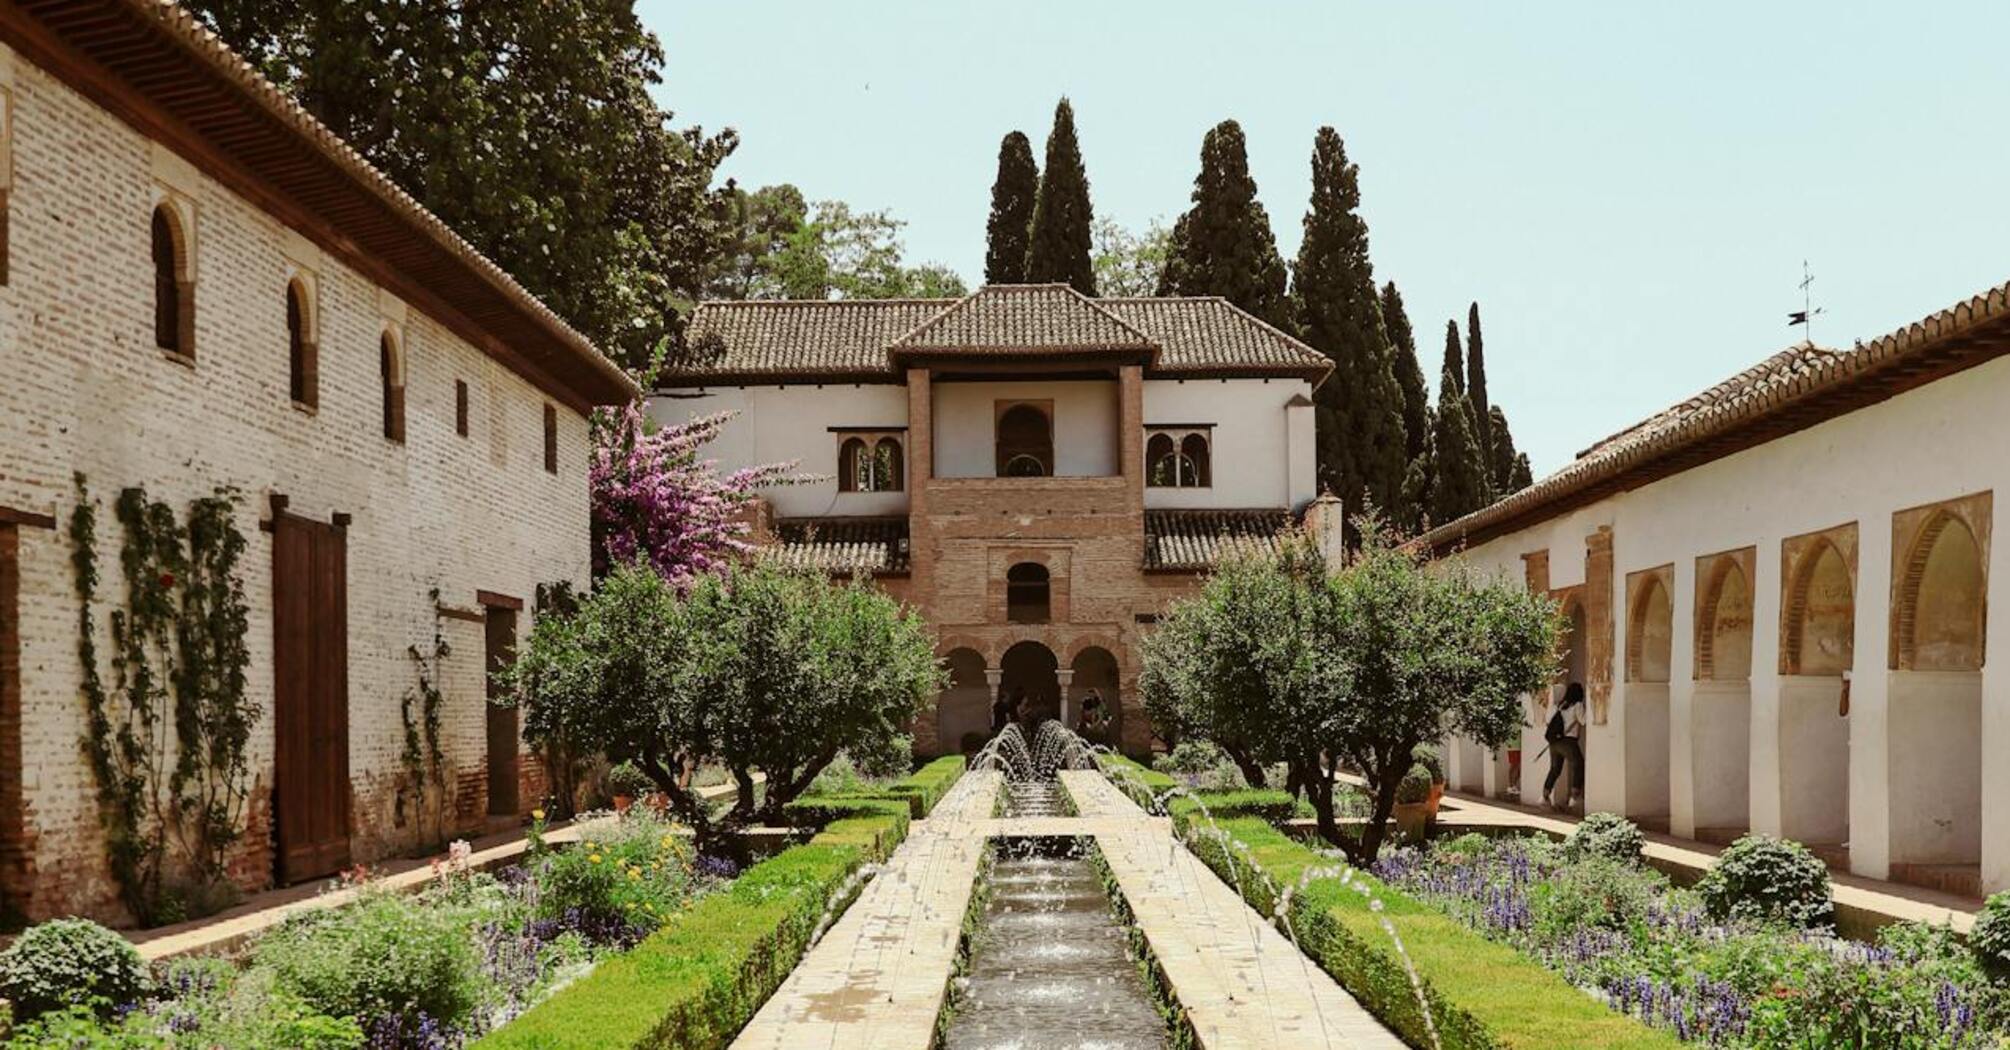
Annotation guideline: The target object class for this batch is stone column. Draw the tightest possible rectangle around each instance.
[1057,669,1077,726]
[984,667,1003,703]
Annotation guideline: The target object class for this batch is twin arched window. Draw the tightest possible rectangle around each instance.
[838,435,904,492]
[996,403,1053,477]
[1147,429,1211,488]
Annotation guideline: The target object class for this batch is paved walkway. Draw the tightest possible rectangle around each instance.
[736,768,1404,1050]
[731,770,1003,1050]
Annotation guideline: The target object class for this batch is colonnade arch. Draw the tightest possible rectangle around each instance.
[1623,568,1673,826]
[1691,549,1755,841]
[1777,526,1855,853]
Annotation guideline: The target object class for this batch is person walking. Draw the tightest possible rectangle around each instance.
[1076,689,1106,741]
[1543,682,1587,812]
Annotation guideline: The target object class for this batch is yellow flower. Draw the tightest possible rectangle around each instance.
[588,853,602,864]
[659,834,674,848]
[531,809,545,821]
[629,867,642,880]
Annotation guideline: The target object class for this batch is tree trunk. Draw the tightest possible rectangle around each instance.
[1223,744,1268,789]
[1353,758,1406,865]
[1305,771,1338,845]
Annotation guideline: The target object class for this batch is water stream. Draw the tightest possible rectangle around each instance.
[945,726,1167,1050]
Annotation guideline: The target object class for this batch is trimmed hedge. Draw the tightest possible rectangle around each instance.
[1170,789,1304,824]
[786,756,967,823]
[1174,812,1682,1050]
[477,759,964,1050]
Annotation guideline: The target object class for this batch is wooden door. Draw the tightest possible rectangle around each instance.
[272,513,350,884]
[485,607,519,816]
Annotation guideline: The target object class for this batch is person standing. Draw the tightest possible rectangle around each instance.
[1543,682,1587,812]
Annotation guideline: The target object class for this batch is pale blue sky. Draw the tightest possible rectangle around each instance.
[637,1,2010,475]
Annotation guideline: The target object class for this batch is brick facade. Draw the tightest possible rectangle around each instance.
[0,45,593,923]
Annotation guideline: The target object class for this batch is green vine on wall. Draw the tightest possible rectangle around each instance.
[400,589,450,846]
[70,475,256,926]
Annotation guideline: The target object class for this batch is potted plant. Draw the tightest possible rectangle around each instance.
[1392,763,1435,843]
[605,760,651,814]
[1413,742,1447,823]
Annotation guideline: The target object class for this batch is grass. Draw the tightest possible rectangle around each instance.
[1101,755,1681,1050]
[475,757,964,1050]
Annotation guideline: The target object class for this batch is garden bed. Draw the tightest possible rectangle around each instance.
[1101,755,1682,1050]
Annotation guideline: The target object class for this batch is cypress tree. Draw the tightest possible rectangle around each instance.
[1487,405,1519,494]
[1398,443,1433,536]
[1383,282,1429,464]
[1023,98,1096,294]
[1159,119,1292,331]
[984,131,1038,285]
[1466,301,1491,457]
[1510,453,1535,492]
[1429,371,1491,525]
[1441,320,1465,400]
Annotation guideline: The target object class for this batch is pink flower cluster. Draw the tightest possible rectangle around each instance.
[589,403,797,584]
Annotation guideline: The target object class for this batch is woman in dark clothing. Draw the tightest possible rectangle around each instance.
[1543,682,1587,811]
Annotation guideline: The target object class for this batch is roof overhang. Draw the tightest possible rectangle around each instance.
[2,0,638,413]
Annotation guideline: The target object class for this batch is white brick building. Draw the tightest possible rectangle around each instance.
[0,3,633,922]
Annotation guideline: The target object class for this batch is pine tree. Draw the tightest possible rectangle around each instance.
[1290,126,1404,524]
[1159,119,1292,330]
[1382,282,1429,464]
[984,131,1038,285]
[1441,320,1465,400]
[1023,98,1096,294]
[1487,405,1519,494]
[1466,301,1491,458]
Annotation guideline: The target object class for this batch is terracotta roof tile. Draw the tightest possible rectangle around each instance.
[1144,509,1295,571]
[770,517,910,574]
[666,287,1331,384]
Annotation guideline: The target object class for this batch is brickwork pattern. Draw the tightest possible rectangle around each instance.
[0,55,590,922]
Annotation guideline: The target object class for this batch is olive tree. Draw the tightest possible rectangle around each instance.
[501,559,940,845]
[1324,534,1557,862]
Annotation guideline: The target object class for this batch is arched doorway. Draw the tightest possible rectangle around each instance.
[1779,531,1854,854]
[1528,595,1588,807]
[1624,569,1673,829]
[937,648,992,757]
[1068,646,1119,747]
[999,640,1060,726]
[1889,505,1986,876]
[1693,550,1755,842]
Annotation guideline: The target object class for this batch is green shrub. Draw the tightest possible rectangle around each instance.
[781,795,911,831]
[1696,834,1832,930]
[1172,789,1301,825]
[1435,832,1495,859]
[1530,856,1660,941]
[1412,742,1445,783]
[604,760,653,798]
[536,814,698,931]
[1974,890,2010,981]
[252,890,479,1031]
[1395,763,1434,805]
[1564,812,1645,866]
[0,917,151,1021]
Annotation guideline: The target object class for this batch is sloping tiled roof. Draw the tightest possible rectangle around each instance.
[1144,509,1295,571]
[683,300,950,381]
[7,0,636,409]
[769,517,911,575]
[1101,298,1332,378]
[664,286,1331,385]
[890,284,1156,356]
[1418,280,2010,556]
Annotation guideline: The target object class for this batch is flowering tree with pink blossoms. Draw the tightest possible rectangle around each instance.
[588,403,798,582]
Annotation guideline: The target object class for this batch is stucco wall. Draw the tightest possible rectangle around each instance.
[648,384,910,518]
[932,380,1120,478]
[1142,377,1317,511]
[0,49,590,921]
[1449,350,2010,894]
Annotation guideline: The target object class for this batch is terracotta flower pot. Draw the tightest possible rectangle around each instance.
[612,794,634,814]
[1426,781,1446,819]
[1393,800,1430,843]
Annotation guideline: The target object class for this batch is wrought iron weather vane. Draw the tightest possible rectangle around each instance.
[1788,260,1826,344]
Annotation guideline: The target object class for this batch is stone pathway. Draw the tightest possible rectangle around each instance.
[735,768,1404,1050]
[730,770,1004,1050]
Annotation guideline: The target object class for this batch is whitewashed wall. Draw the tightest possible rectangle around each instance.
[1447,352,2010,893]
[649,384,910,518]
[932,380,1119,478]
[1142,378,1318,511]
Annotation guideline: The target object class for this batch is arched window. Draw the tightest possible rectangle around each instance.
[1697,556,1753,681]
[838,437,868,492]
[1895,511,1985,672]
[1006,562,1049,623]
[1626,573,1672,683]
[874,437,903,492]
[996,403,1053,477]
[286,279,317,407]
[152,204,193,357]
[379,331,405,444]
[1147,429,1211,487]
